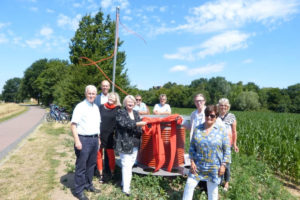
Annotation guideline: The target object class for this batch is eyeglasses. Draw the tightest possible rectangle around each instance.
[136,99,142,101]
[219,104,228,107]
[205,114,216,118]
[195,99,205,103]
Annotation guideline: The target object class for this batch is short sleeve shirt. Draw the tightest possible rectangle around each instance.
[134,102,147,112]
[218,113,236,146]
[153,103,171,114]
[71,99,101,135]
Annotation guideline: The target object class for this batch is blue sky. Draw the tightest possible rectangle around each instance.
[1,0,300,92]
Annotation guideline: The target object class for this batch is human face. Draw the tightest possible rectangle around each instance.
[160,97,167,106]
[108,94,116,105]
[135,97,142,105]
[194,96,205,111]
[101,81,110,95]
[85,89,97,103]
[219,104,229,115]
[125,99,135,111]
[205,111,217,126]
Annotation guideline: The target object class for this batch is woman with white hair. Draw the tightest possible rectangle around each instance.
[217,98,239,191]
[115,95,147,196]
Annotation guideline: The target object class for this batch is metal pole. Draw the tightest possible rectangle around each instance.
[112,7,119,92]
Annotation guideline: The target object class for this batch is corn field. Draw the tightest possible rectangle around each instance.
[236,111,300,182]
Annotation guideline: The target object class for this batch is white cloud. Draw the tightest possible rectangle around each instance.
[198,30,250,58]
[165,30,251,60]
[29,7,38,12]
[73,3,82,8]
[170,65,188,72]
[25,38,43,48]
[243,58,253,64]
[0,33,9,44]
[187,63,225,76]
[101,0,129,11]
[57,14,82,31]
[152,0,300,35]
[123,16,132,21]
[145,6,156,12]
[46,9,54,13]
[40,27,53,38]
[160,6,167,12]
[0,22,11,29]
[164,46,197,61]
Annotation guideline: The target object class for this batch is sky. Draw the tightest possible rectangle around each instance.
[0,0,300,92]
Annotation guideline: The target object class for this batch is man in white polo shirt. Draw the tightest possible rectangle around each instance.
[71,85,101,200]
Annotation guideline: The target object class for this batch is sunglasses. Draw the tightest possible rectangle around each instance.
[195,100,205,103]
[136,99,142,101]
[205,114,216,118]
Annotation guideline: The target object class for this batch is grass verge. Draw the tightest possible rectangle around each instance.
[0,104,28,123]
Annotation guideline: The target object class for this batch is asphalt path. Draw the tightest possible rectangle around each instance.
[0,105,46,161]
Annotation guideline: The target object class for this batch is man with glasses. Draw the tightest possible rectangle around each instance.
[133,94,150,115]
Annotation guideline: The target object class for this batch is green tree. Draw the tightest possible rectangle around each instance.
[235,91,260,111]
[35,59,69,106]
[286,83,300,113]
[55,10,129,112]
[206,77,231,104]
[2,77,22,102]
[244,82,260,93]
[19,59,48,103]
[229,81,243,110]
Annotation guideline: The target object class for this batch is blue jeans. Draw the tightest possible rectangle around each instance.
[74,135,98,195]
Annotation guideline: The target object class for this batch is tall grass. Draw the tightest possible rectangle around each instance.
[235,111,300,182]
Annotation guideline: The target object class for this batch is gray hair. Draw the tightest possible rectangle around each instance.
[194,93,206,101]
[85,85,97,94]
[123,95,136,107]
[218,98,231,111]
[108,92,121,106]
[159,94,167,100]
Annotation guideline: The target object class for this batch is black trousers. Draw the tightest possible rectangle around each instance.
[74,135,98,195]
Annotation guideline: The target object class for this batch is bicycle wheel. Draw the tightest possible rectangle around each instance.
[46,113,54,122]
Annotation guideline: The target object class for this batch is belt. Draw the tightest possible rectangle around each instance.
[78,134,99,138]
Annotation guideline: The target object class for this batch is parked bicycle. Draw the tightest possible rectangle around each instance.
[46,104,70,124]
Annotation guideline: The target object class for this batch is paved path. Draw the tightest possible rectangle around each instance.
[0,105,46,161]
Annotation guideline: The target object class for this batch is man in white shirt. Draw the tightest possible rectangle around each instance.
[133,94,150,115]
[95,80,110,106]
[153,94,171,115]
[71,85,101,200]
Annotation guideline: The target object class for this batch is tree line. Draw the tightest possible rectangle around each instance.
[1,10,299,114]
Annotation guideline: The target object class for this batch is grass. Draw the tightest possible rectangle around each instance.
[0,107,298,199]
[0,103,28,122]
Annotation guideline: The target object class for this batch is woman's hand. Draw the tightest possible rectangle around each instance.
[136,121,147,127]
[234,144,239,153]
[218,164,226,176]
[190,160,197,174]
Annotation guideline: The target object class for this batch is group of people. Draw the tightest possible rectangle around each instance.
[70,80,239,200]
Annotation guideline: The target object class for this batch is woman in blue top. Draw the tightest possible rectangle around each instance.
[182,105,231,200]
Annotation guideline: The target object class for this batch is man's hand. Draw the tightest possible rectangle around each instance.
[75,139,82,150]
